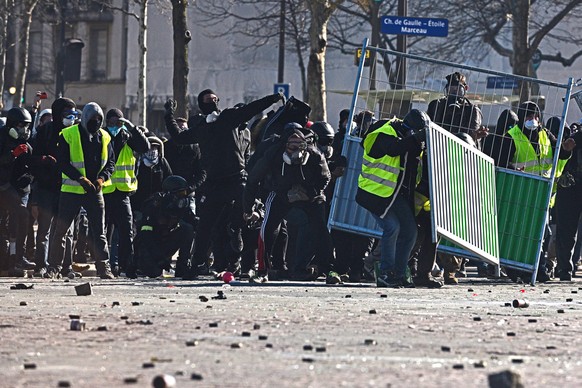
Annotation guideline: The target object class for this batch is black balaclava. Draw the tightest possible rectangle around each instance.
[81,102,104,135]
[197,89,219,115]
[52,97,76,131]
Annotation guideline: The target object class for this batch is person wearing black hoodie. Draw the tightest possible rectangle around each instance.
[46,102,116,279]
[30,97,78,277]
[165,90,284,278]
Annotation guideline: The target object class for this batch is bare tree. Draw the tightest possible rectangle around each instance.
[171,0,189,118]
[0,0,13,110]
[306,0,344,121]
[10,0,40,107]
[193,0,311,99]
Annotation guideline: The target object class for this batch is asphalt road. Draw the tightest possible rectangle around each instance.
[1,274,582,387]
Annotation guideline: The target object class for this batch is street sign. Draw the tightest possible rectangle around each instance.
[486,76,519,89]
[381,16,448,37]
[354,48,371,67]
[274,83,290,99]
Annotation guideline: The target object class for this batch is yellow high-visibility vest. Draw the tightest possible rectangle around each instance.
[60,125,111,194]
[358,121,403,198]
[103,143,137,193]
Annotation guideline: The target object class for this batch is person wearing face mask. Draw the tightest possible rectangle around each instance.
[30,98,79,278]
[46,102,116,280]
[165,90,284,279]
[131,135,173,224]
[497,101,574,173]
[101,108,150,277]
[243,126,332,282]
[0,107,37,276]
[427,72,488,146]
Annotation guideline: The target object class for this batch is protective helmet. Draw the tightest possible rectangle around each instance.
[283,122,303,132]
[162,175,188,193]
[6,107,32,127]
[454,132,477,148]
[403,109,431,131]
[310,121,335,146]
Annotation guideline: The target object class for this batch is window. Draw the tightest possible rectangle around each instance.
[89,26,108,79]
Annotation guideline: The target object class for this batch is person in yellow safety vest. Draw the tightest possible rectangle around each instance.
[46,102,116,279]
[499,101,575,282]
[355,109,429,288]
[102,109,150,278]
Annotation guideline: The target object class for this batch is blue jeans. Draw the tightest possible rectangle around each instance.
[373,194,417,278]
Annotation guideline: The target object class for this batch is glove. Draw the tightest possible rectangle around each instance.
[12,144,28,158]
[77,176,96,193]
[117,117,135,131]
[164,99,177,114]
[272,92,285,103]
[93,178,105,192]
[15,173,33,188]
[412,128,427,143]
[41,155,57,165]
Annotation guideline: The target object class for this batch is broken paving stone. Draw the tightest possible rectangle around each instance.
[75,282,92,296]
[380,294,387,298]
[345,295,352,298]
[58,381,71,388]
[506,332,516,337]
[303,345,313,351]
[19,301,27,306]
[488,370,523,388]
[142,362,155,369]
[152,374,176,388]
[186,340,198,347]
[265,344,273,348]
[511,358,524,364]
[566,298,573,302]
[131,301,143,306]
[212,291,227,300]
[474,361,487,368]
[504,302,512,307]
[473,317,482,321]
[190,373,203,381]
[253,324,261,330]
[97,326,108,331]
[209,322,218,328]
[557,309,565,314]
[528,319,538,323]
[258,335,268,340]
[241,331,251,337]
[452,364,464,370]
[120,316,129,320]
[543,289,550,294]
[112,301,120,306]
[369,309,377,314]
[199,296,209,302]
[10,283,33,290]
[68,314,80,320]
[23,363,36,370]
[467,288,474,292]
[316,347,326,353]
[546,346,557,350]
[126,319,153,325]
[230,343,242,349]
[572,290,578,294]
[169,300,175,303]
[206,306,212,309]
[441,346,451,352]
[123,377,138,384]
[364,339,377,345]
[488,370,524,388]
[302,357,314,363]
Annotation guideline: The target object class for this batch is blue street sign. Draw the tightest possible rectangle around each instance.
[381,16,448,37]
[486,76,519,89]
[274,83,290,99]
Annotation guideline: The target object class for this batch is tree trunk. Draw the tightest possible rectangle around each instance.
[171,0,189,118]
[306,1,334,122]
[13,0,38,108]
[0,0,8,110]
[294,37,307,101]
[512,0,531,103]
[137,0,148,126]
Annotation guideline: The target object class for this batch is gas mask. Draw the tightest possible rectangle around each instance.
[318,144,333,160]
[8,123,31,141]
[446,84,466,103]
[524,119,539,131]
[143,148,159,167]
[283,140,309,165]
